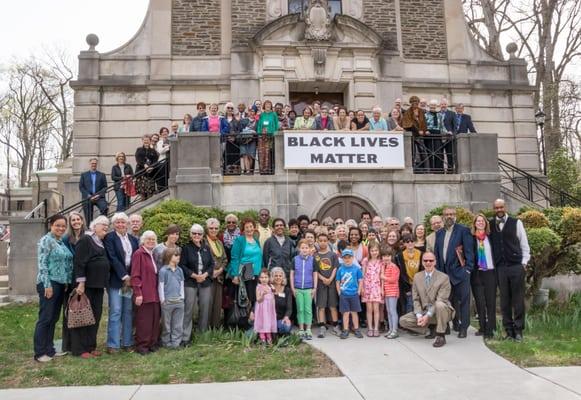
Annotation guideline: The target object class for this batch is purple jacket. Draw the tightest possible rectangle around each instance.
[292,255,315,289]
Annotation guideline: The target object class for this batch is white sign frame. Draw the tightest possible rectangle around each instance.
[283,131,405,170]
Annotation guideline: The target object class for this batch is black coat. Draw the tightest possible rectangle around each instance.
[135,146,159,172]
[74,235,110,289]
[180,241,215,288]
[111,164,134,191]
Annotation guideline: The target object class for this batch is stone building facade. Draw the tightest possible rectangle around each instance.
[68,0,540,217]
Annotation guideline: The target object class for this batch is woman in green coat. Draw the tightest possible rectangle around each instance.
[256,100,279,174]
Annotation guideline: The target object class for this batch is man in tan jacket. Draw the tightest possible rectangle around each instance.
[400,251,455,347]
[425,215,443,253]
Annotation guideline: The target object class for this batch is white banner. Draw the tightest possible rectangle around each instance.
[284,131,405,169]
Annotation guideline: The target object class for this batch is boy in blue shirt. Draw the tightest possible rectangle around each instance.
[336,249,364,339]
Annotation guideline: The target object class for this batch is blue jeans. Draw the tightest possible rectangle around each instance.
[115,189,129,212]
[107,287,134,349]
[385,296,399,332]
[405,293,413,313]
[277,319,292,335]
[33,281,65,359]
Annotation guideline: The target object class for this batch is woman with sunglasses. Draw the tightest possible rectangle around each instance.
[205,218,228,328]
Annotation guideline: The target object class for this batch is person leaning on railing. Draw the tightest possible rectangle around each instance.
[424,100,442,172]
[387,108,404,131]
[402,96,428,170]
[135,134,159,200]
[314,106,335,130]
[257,100,279,174]
[293,106,315,130]
[239,107,258,175]
[369,106,388,131]
[111,152,134,212]
[351,110,370,131]
[333,107,351,131]
[223,102,240,174]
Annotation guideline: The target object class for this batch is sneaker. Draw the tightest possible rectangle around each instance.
[297,330,306,339]
[388,331,399,339]
[36,355,53,363]
[54,351,68,357]
[305,329,313,340]
[354,329,364,339]
[332,325,342,336]
[340,330,349,339]
[318,325,327,338]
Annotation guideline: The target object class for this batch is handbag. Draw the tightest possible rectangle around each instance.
[226,281,249,327]
[240,262,255,282]
[66,292,96,329]
[123,176,137,197]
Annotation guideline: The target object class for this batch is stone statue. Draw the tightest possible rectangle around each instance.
[305,0,331,41]
[267,0,284,21]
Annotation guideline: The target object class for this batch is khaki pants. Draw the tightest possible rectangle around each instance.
[399,301,453,334]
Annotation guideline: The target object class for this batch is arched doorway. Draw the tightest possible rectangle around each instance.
[316,195,376,221]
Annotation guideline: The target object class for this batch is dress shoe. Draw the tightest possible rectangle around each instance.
[425,325,436,339]
[452,322,460,332]
[433,335,446,348]
[106,347,119,355]
[445,324,451,335]
[80,352,94,359]
[514,332,523,342]
[458,330,467,339]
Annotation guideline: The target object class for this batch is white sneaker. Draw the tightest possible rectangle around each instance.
[54,351,68,357]
[36,355,53,363]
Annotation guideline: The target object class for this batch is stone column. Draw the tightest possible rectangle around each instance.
[8,218,47,295]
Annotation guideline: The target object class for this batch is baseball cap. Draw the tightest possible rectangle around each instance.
[342,249,354,257]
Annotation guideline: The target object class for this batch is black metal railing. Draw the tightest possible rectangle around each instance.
[412,135,457,174]
[53,158,169,222]
[222,133,275,176]
[25,199,48,220]
[498,159,581,207]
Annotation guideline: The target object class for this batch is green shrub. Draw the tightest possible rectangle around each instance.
[519,210,550,229]
[517,205,540,216]
[527,227,561,258]
[142,212,200,246]
[556,243,581,275]
[561,208,581,245]
[142,199,198,220]
[478,209,496,219]
[542,207,565,232]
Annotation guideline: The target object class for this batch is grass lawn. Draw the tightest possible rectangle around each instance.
[485,293,581,367]
[0,303,341,388]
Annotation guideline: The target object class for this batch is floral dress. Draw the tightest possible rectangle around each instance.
[361,258,383,303]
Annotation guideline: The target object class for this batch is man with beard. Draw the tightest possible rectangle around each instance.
[434,207,474,338]
[489,199,530,341]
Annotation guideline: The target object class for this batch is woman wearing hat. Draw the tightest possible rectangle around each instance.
[402,96,428,170]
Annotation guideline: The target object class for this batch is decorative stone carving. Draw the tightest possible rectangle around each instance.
[267,0,284,22]
[305,0,331,41]
[312,47,327,78]
[86,34,99,51]
[345,0,362,20]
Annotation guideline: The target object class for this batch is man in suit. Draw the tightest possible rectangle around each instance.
[453,104,477,134]
[489,199,530,341]
[400,251,455,347]
[79,158,108,223]
[434,207,475,338]
[426,215,443,253]
[437,99,456,172]
[104,212,139,353]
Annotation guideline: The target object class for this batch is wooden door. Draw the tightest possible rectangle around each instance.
[316,196,375,221]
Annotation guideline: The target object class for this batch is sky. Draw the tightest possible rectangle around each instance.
[0,0,149,71]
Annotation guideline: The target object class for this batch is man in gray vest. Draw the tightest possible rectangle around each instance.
[489,199,530,341]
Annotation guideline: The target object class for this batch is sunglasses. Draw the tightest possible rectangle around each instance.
[226,221,237,224]
[191,232,202,235]
[424,259,435,262]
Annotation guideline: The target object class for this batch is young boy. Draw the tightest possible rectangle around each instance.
[315,233,340,338]
[336,249,363,339]
[304,229,318,255]
[158,248,185,348]
[290,239,318,340]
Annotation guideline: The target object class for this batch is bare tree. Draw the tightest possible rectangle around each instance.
[464,0,581,161]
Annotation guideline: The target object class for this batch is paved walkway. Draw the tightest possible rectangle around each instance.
[1,329,579,399]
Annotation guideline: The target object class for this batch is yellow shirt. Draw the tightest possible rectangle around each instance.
[403,249,422,281]
[257,225,272,248]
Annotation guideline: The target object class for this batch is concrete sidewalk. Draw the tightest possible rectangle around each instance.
[1,330,579,399]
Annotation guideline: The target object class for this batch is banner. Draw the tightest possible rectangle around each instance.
[284,131,405,169]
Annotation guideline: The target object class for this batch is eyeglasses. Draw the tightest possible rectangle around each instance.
[227,107,234,110]
[274,224,284,228]
[226,221,236,224]
[208,227,219,230]
[191,232,202,236]
[423,259,435,263]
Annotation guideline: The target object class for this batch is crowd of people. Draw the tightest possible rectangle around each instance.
[77,96,478,224]
[33,198,529,362]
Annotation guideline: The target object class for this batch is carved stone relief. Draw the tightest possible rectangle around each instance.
[266,0,285,22]
[305,0,331,40]
[344,0,362,19]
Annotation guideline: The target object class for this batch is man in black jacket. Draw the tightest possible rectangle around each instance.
[489,199,530,341]
[189,102,207,132]
[453,104,477,134]
[79,158,108,223]
[262,218,294,277]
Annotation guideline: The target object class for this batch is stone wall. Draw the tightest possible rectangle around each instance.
[362,0,398,50]
[172,0,221,56]
[399,0,447,59]
[231,0,266,47]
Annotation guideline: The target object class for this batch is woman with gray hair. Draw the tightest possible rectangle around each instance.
[179,223,215,344]
[369,106,388,131]
[205,218,228,328]
[70,215,110,358]
[130,230,161,355]
[270,267,292,335]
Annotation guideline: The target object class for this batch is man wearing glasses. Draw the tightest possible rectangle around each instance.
[399,252,455,347]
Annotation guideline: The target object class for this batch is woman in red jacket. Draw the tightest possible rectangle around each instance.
[131,230,160,355]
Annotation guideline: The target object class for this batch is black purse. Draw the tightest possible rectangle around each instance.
[241,263,255,282]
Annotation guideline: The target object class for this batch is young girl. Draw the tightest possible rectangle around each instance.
[381,247,400,339]
[361,241,383,337]
[254,270,277,345]
[304,229,318,255]
[290,240,318,340]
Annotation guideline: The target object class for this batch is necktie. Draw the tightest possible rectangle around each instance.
[425,274,431,288]
[456,115,461,130]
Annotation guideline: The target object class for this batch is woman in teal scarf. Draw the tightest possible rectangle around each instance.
[470,214,497,339]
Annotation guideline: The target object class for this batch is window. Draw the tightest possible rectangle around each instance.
[16,200,24,211]
[288,0,342,18]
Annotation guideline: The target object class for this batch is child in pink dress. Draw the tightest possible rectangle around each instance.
[254,270,277,344]
[361,241,383,337]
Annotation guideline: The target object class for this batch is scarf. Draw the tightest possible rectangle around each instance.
[475,231,488,271]
[90,232,104,248]
[222,227,240,248]
[207,237,224,258]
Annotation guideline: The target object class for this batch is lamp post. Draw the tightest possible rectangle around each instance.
[535,110,546,174]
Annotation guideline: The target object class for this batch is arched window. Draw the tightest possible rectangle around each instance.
[288,0,342,18]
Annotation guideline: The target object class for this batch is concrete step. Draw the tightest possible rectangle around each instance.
[0,275,8,288]
[0,265,7,275]
[0,294,10,303]
[0,287,8,295]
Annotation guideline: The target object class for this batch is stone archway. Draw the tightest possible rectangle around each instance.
[316,195,376,221]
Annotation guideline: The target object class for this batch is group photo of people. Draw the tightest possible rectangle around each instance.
[33,197,529,362]
[78,95,478,225]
